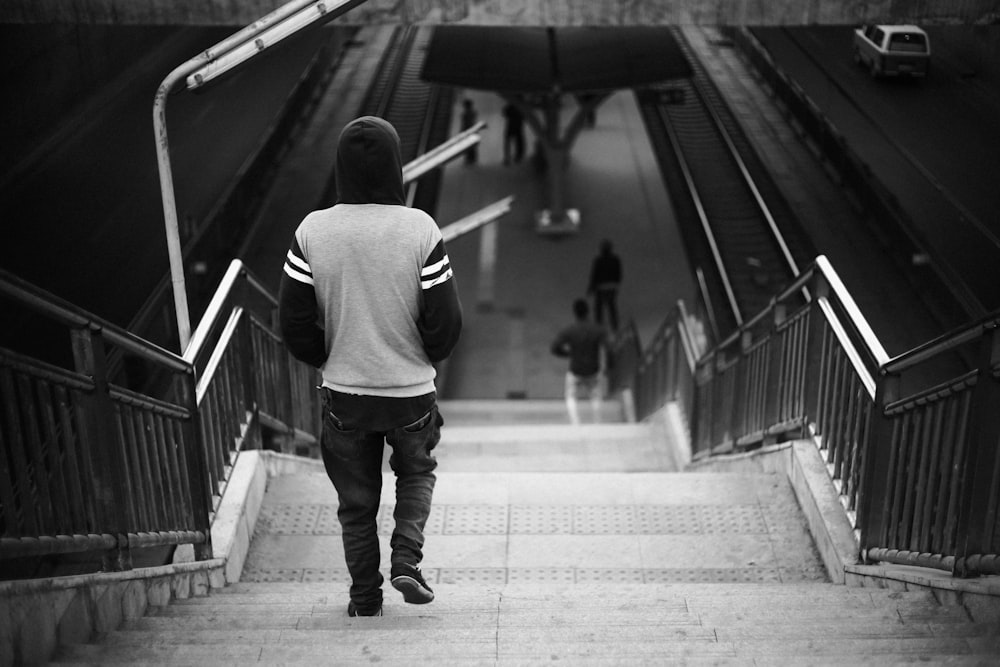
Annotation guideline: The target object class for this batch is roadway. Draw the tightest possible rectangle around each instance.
[750,25,1000,314]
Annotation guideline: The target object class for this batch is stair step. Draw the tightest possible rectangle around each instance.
[52,583,999,664]
[439,399,626,425]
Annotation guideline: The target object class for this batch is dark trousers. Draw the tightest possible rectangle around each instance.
[319,402,441,610]
[594,287,619,330]
[504,131,524,164]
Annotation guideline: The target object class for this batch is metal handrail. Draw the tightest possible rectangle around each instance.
[629,253,999,576]
[0,269,188,372]
[884,313,999,374]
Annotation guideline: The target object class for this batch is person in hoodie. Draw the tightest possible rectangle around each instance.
[278,116,462,618]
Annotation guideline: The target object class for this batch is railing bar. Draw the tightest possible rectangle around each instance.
[207,389,226,492]
[900,411,922,550]
[932,397,959,553]
[72,387,105,532]
[195,307,244,404]
[54,386,89,531]
[910,406,933,552]
[0,534,119,558]
[154,413,179,529]
[17,373,57,535]
[886,415,906,548]
[943,392,973,553]
[36,380,73,534]
[199,391,218,493]
[0,270,188,372]
[814,258,889,367]
[170,418,194,525]
[884,370,978,415]
[109,385,189,420]
[144,410,169,529]
[818,297,876,399]
[0,349,94,392]
[885,316,1000,375]
[0,398,23,534]
[120,404,148,532]
[923,402,946,550]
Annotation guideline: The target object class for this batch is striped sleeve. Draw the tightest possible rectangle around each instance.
[278,235,327,368]
[283,241,313,285]
[417,238,462,362]
[420,241,453,290]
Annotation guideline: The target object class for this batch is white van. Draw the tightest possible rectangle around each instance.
[853,24,931,78]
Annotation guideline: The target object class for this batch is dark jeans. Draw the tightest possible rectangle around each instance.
[594,287,619,331]
[319,400,441,610]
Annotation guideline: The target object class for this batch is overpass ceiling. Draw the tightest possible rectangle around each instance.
[422,26,692,93]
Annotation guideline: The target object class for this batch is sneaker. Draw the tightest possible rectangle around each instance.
[390,563,435,604]
[347,601,383,617]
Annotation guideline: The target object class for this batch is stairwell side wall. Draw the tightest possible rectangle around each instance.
[684,439,860,585]
[643,401,693,473]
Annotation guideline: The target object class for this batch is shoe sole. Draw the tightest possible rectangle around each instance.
[391,575,434,604]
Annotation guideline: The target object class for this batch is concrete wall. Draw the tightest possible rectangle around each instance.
[0,24,185,171]
[2,0,999,25]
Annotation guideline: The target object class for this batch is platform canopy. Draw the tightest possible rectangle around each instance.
[421,26,692,93]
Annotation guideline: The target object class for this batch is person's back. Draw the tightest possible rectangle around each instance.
[278,116,461,617]
[553,319,606,377]
[552,299,608,424]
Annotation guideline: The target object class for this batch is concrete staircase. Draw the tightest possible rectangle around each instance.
[51,583,998,665]
[49,404,1000,665]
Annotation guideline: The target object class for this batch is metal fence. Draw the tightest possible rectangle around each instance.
[0,261,320,570]
[623,255,1000,576]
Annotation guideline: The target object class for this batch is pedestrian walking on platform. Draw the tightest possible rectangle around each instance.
[551,299,609,425]
[588,239,622,331]
[279,116,463,618]
[459,98,478,164]
[502,102,525,165]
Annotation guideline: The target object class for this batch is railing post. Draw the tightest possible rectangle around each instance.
[71,324,133,571]
[857,368,901,562]
[954,323,1000,576]
[736,329,753,447]
[763,301,786,441]
[180,366,214,560]
[802,268,830,434]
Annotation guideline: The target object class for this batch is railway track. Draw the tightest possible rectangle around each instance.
[638,29,815,340]
[327,25,455,215]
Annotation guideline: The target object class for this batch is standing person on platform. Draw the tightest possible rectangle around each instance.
[459,98,478,165]
[551,299,609,425]
[502,102,525,165]
[587,239,622,331]
[278,116,463,618]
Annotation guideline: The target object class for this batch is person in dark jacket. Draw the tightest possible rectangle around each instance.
[587,239,622,331]
[502,102,525,165]
[278,116,462,617]
[551,299,609,425]
[459,98,478,164]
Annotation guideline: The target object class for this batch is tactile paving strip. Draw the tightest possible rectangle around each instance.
[574,505,637,534]
[509,505,573,534]
[698,505,768,533]
[438,568,506,585]
[444,505,508,534]
[634,505,702,533]
[255,504,774,536]
[643,568,783,583]
[255,504,323,534]
[507,568,576,583]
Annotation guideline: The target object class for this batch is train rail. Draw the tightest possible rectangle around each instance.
[638,29,815,341]
[326,25,455,214]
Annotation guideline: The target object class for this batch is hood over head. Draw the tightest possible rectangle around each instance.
[335,116,406,205]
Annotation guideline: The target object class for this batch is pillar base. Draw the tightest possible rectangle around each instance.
[535,208,580,236]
